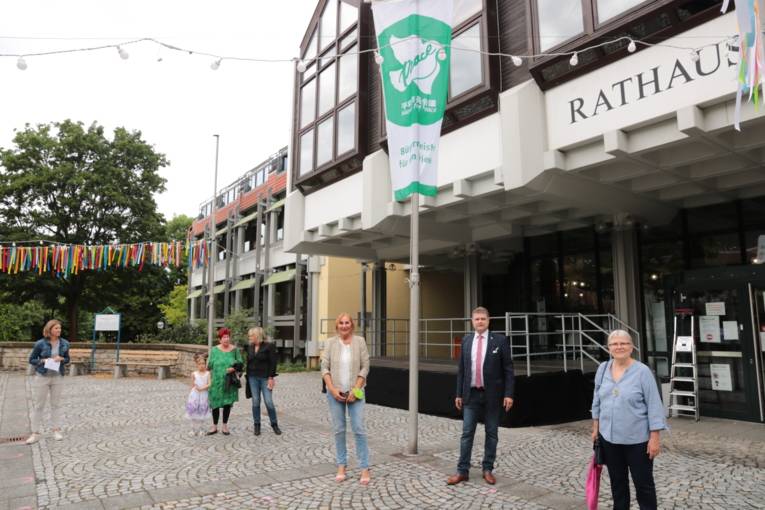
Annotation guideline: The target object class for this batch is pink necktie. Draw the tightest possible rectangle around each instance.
[475,334,484,388]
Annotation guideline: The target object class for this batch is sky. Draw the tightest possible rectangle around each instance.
[0,0,318,221]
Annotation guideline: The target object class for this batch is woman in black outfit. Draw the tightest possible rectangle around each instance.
[244,327,281,435]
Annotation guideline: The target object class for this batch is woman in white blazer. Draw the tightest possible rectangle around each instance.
[321,312,371,485]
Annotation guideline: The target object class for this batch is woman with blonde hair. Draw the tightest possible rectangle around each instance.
[27,319,70,444]
[321,313,371,485]
[244,326,280,436]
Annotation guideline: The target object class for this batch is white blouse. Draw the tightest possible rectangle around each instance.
[336,343,352,392]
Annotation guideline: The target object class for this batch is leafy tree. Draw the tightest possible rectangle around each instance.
[224,308,255,346]
[165,214,193,242]
[0,298,47,341]
[159,283,188,327]
[163,214,193,285]
[0,120,169,340]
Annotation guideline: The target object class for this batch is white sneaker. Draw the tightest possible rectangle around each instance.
[53,431,64,441]
[25,433,40,445]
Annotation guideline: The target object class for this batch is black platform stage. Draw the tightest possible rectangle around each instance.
[366,358,596,427]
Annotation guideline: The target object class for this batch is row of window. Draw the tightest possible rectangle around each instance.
[294,0,487,182]
[198,155,287,219]
[535,0,650,51]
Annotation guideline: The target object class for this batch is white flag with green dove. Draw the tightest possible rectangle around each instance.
[372,0,453,201]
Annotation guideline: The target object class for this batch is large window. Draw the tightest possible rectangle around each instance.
[533,0,653,52]
[450,23,483,98]
[596,0,647,23]
[296,0,359,179]
[381,0,498,138]
[536,0,585,51]
[528,0,721,89]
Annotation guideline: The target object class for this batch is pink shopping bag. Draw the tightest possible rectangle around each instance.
[585,455,603,510]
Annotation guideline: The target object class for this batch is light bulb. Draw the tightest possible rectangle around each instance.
[16,57,27,70]
[511,55,523,67]
[210,58,221,70]
[374,52,384,65]
[627,39,636,53]
[690,49,700,62]
[569,52,578,66]
[296,60,307,73]
[117,46,129,60]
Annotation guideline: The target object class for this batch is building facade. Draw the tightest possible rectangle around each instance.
[187,148,312,354]
[285,0,765,422]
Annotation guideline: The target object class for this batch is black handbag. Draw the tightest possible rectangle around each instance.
[225,371,241,390]
[593,437,605,466]
[593,362,608,466]
[225,362,244,390]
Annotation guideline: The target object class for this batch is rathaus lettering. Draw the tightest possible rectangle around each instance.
[568,41,735,124]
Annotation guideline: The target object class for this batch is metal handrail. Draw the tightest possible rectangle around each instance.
[318,312,638,375]
[578,313,640,352]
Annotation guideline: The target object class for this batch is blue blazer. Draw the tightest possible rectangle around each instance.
[29,338,70,376]
[455,331,514,406]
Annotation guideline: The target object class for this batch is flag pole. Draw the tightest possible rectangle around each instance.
[207,134,220,351]
[407,190,420,455]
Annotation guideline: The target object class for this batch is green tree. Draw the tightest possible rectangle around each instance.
[163,214,193,285]
[165,214,193,242]
[224,308,255,346]
[159,283,188,327]
[0,298,47,341]
[0,120,169,340]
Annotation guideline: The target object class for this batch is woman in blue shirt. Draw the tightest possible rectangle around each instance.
[27,319,70,444]
[591,330,666,510]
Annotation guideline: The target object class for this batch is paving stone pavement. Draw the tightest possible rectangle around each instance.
[1,370,764,509]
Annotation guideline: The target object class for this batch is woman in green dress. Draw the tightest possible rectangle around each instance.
[207,327,243,435]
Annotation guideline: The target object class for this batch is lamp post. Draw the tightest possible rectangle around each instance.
[207,134,220,351]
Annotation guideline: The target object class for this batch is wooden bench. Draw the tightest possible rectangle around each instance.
[69,348,92,376]
[113,350,179,379]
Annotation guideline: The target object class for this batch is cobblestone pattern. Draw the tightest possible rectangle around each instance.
[133,460,554,510]
[17,371,765,509]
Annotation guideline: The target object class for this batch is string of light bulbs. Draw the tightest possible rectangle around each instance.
[0,32,748,72]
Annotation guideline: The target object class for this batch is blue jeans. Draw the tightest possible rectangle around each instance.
[248,376,278,426]
[457,388,501,475]
[326,393,369,469]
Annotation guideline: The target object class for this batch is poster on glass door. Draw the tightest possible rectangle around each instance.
[710,363,733,391]
[699,315,721,343]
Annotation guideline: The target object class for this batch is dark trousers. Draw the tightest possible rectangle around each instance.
[600,435,657,510]
[457,388,501,475]
[212,405,232,425]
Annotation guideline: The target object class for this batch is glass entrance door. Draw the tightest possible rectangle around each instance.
[670,279,764,422]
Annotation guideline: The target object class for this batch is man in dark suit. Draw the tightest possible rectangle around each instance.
[447,306,514,485]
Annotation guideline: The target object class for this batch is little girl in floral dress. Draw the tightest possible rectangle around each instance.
[185,353,212,436]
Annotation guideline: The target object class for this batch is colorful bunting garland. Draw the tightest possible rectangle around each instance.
[0,240,209,278]
[722,0,765,130]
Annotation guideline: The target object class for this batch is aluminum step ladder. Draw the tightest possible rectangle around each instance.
[668,309,700,421]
